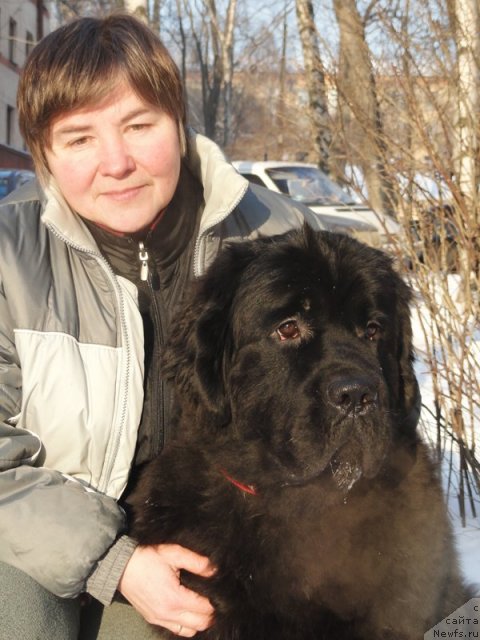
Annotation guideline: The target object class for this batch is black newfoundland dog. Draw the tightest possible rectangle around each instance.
[128,226,468,640]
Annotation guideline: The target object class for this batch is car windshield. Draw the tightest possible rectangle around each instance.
[265,166,356,206]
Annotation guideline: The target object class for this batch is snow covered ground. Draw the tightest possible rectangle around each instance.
[411,293,480,593]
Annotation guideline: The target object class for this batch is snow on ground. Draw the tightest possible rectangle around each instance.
[410,289,480,593]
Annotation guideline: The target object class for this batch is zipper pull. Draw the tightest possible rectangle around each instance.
[138,241,149,281]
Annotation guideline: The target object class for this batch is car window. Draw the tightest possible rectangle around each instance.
[241,173,268,188]
[265,166,356,206]
[0,177,10,198]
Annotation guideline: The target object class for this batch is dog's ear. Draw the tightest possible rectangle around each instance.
[163,241,258,423]
[395,280,421,434]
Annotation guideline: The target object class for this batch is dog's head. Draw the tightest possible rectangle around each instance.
[164,226,419,491]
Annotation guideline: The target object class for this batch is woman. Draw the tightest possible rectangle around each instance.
[0,13,321,639]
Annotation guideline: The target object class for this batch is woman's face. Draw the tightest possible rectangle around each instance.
[45,83,182,234]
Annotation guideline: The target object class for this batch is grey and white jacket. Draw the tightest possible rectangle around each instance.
[0,131,323,600]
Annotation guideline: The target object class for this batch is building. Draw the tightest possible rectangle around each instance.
[0,0,50,169]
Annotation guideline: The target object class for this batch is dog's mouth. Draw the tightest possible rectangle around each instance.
[329,455,362,492]
[329,432,390,492]
[278,456,363,492]
[277,427,390,493]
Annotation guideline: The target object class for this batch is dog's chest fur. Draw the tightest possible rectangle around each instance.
[129,440,460,639]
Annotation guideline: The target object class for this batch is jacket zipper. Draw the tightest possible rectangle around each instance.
[46,223,133,495]
[138,241,149,281]
[138,240,168,453]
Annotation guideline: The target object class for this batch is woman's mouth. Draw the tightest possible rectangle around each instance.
[101,185,145,201]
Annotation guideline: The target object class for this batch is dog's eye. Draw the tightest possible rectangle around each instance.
[365,321,381,341]
[276,320,300,341]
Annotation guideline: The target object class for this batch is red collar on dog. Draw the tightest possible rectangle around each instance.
[220,468,258,496]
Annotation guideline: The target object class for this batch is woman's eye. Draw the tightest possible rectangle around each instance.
[276,320,300,341]
[69,136,89,147]
[365,321,381,341]
[129,123,150,131]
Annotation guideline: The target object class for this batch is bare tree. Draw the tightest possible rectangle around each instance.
[452,0,479,208]
[333,0,396,216]
[275,5,289,159]
[173,0,237,143]
[172,0,187,87]
[295,0,331,173]
[205,0,238,147]
[450,0,479,301]
[335,0,480,517]
[224,7,314,162]
[181,0,223,139]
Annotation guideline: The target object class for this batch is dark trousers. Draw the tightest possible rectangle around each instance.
[0,562,160,640]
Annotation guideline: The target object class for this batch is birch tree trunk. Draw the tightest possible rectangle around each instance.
[453,0,479,221]
[295,0,331,173]
[452,0,479,292]
[333,0,395,217]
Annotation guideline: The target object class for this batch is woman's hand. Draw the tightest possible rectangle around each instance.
[118,543,216,637]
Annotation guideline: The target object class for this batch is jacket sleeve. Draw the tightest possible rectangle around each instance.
[86,535,138,605]
[0,464,126,598]
[0,281,126,599]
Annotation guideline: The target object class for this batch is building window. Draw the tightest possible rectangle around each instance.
[26,31,34,58]
[9,18,17,64]
[7,106,14,146]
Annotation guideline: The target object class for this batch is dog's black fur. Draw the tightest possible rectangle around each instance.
[128,226,468,640]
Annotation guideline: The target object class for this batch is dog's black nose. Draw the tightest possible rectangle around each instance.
[327,376,378,415]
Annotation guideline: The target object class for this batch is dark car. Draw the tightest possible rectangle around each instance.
[0,169,35,199]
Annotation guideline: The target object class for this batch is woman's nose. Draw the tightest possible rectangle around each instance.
[98,136,135,177]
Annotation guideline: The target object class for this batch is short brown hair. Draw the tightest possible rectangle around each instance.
[18,13,186,180]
